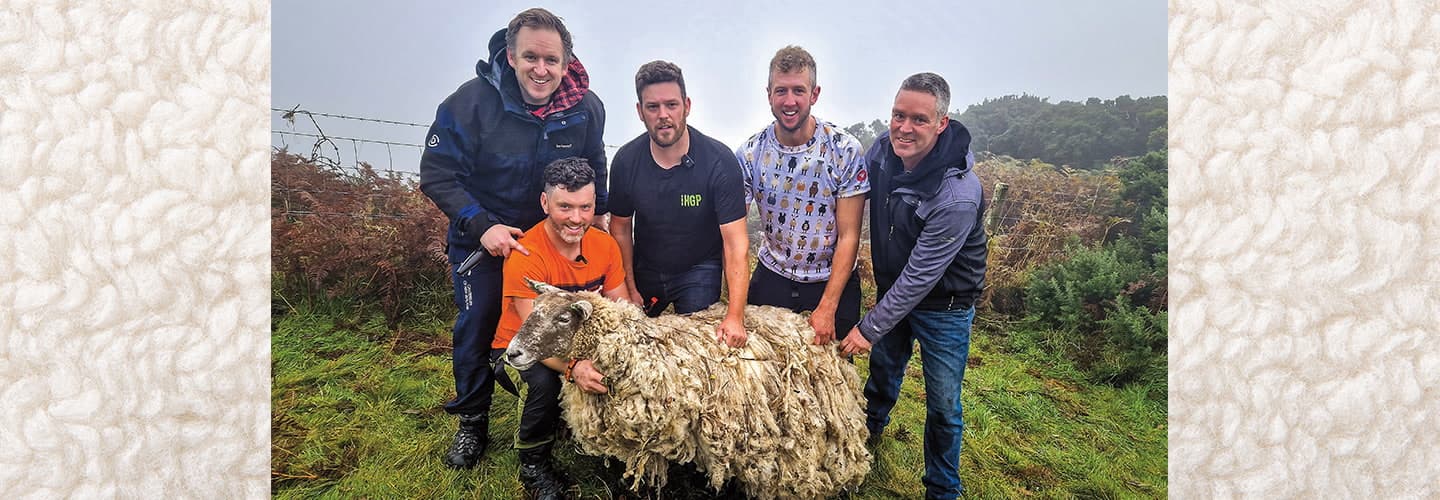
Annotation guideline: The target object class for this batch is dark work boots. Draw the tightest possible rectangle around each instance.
[518,444,572,500]
[442,413,489,469]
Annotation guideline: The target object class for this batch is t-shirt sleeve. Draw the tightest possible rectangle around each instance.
[835,135,871,198]
[608,145,634,217]
[502,250,545,300]
[712,149,748,225]
[734,140,755,206]
[599,234,627,292]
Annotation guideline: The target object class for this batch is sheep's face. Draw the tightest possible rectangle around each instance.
[506,291,593,370]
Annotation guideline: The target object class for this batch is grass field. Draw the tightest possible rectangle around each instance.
[272,299,1166,499]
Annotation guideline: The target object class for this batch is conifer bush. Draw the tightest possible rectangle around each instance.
[1022,242,1166,387]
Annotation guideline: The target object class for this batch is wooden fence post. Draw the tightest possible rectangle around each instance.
[986,182,1010,234]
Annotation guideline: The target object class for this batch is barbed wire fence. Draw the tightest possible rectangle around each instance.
[271,106,626,178]
[270,108,619,224]
[272,106,427,179]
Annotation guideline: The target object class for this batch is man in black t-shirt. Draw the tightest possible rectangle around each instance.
[609,60,751,348]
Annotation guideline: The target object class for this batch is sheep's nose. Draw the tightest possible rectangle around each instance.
[506,350,520,359]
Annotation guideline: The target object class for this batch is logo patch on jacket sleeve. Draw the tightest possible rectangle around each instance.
[428,134,440,148]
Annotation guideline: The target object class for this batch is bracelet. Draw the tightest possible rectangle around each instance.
[564,359,580,383]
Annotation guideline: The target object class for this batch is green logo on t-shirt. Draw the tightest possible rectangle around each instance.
[680,193,702,207]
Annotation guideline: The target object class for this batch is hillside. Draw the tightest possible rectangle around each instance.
[844,94,1167,170]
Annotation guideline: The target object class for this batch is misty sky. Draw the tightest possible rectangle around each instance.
[272,1,1166,174]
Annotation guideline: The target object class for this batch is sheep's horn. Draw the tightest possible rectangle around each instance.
[526,278,564,295]
[570,300,593,321]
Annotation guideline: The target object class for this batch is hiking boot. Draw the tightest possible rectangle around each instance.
[519,445,572,500]
[866,425,885,448]
[443,413,488,469]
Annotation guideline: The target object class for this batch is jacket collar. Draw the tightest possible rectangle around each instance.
[883,123,973,198]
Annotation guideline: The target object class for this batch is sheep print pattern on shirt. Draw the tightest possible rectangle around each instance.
[736,119,869,282]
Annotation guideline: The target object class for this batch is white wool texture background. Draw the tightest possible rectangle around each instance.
[0,1,271,498]
[1,0,1437,498]
[1169,0,1440,497]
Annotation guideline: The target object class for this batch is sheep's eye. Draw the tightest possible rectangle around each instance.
[555,315,571,325]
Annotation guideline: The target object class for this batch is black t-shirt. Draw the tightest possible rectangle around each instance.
[610,126,747,275]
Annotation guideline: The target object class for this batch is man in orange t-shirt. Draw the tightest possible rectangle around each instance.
[494,157,633,496]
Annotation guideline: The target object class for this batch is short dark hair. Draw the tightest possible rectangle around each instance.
[543,157,595,193]
[634,60,686,100]
[899,72,951,119]
[768,45,816,88]
[506,8,573,64]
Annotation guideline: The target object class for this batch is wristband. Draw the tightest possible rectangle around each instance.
[564,359,580,383]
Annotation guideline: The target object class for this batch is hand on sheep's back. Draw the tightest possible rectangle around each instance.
[714,314,748,348]
[510,286,872,499]
[570,359,607,394]
[807,309,838,345]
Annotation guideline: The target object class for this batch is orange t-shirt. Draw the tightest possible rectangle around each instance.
[493,221,627,349]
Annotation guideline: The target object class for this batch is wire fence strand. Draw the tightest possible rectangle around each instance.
[273,130,422,148]
[274,107,430,128]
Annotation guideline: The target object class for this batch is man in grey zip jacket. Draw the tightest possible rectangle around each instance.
[841,73,987,499]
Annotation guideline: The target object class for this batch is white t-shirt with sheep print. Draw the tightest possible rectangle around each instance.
[735,119,870,283]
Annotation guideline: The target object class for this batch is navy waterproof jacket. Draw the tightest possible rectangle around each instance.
[419,28,608,256]
[856,123,988,343]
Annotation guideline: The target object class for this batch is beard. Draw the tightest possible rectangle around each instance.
[647,120,684,148]
[548,219,585,245]
[775,109,810,135]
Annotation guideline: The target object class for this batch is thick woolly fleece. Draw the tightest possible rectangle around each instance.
[513,291,870,499]
[3,0,1440,498]
[1,2,270,498]
[1170,1,1440,497]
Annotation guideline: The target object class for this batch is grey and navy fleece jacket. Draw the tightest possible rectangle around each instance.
[856,123,988,344]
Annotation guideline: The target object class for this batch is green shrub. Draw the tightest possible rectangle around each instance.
[1094,295,1167,386]
[1024,244,1144,335]
[1022,242,1165,388]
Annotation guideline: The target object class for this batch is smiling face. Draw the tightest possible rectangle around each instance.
[507,26,566,106]
[637,81,690,148]
[889,89,949,170]
[541,183,595,246]
[768,68,819,143]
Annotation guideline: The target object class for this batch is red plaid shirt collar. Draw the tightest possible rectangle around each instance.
[530,57,590,119]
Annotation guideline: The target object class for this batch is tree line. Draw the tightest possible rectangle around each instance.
[845,94,1166,170]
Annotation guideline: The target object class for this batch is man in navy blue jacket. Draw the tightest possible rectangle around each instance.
[418,8,606,486]
[840,73,987,499]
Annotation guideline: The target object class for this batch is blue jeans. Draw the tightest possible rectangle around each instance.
[443,246,502,415]
[634,259,723,316]
[864,306,975,499]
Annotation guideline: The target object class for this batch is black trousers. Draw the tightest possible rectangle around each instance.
[746,262,862,340]
[516,362,563,449]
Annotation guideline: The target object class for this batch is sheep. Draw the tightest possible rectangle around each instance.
[505,279,871,499]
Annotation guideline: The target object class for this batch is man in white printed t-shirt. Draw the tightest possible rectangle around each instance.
[734,45,870,345]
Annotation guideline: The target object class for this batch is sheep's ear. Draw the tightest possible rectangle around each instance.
[526,278,563,295]
[569,300,592,321]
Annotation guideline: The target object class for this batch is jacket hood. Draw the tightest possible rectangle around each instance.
[477,28,508,83]
[476,28,591,117]
[884,121,973,196]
